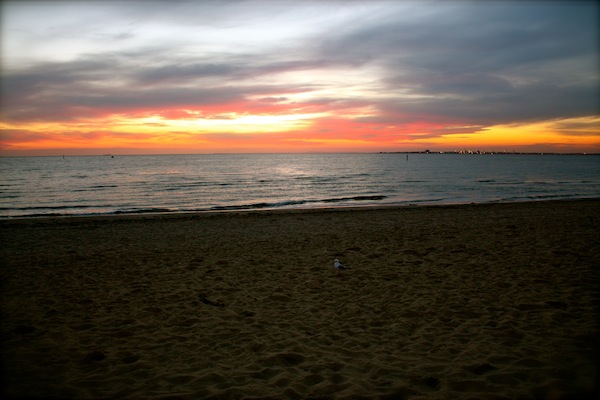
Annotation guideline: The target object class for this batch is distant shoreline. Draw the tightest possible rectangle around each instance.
[380,151,600,155]
[1,151,600,158]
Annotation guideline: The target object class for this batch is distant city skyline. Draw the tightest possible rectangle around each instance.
[1,0,598,155]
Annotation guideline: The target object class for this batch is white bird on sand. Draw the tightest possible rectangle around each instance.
[334,259,351,271]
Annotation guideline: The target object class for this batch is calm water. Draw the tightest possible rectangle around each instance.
[1,153,599,218]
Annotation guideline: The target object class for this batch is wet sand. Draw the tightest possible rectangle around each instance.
[1,200,599,399]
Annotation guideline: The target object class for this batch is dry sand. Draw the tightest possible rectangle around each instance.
[1,200,599,399]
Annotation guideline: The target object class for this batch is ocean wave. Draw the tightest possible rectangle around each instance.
[0,205,96,211]
[0,195,388,217]
[113,208,174,214]
[503,193,583,202]
[210,195,387,211]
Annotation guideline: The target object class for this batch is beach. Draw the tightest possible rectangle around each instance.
[1,200,598,399]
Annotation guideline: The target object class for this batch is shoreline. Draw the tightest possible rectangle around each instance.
[2,197,599,224]
[2,199,599,399]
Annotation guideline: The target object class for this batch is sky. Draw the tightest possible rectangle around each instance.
[1,0,598,155]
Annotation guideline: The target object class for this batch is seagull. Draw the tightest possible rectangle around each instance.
[334,259,351,272]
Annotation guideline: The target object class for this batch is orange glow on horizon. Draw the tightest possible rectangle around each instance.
[412,117,600,152]
[1,114,599,155]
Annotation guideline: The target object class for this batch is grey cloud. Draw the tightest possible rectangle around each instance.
[63,87,241,108]
[132,58,329,86]
[376,81,598,127]
[0,51,322,121]
[321,3,596,73]
[134,63,240,84]
[385,72,515,97]
[1,80,236,121]
[257,97,289,103]
[318,2,598,125]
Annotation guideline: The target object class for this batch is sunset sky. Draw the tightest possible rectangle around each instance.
[1,0,598,155]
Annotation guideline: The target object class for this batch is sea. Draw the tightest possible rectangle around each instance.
[1,153,599,218]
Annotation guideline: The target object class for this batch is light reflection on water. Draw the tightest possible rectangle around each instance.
[0,153,599,217]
